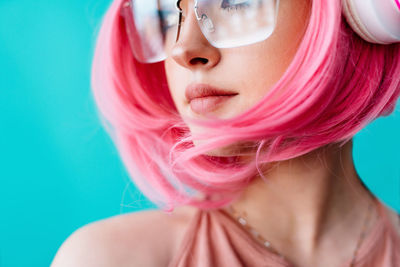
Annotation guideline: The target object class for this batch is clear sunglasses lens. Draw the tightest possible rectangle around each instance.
[122,0,279,63]
[195,0,279,48]
[122,0,179,63]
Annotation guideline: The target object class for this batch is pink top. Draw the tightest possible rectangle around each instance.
[168,199,400,267]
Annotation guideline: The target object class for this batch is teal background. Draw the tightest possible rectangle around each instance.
[0,1,399,267]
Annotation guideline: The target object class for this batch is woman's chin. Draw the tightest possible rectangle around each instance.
[192,139,257,160]
[192,139,235,157]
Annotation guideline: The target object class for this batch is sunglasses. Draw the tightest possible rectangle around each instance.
[120,0,280,63]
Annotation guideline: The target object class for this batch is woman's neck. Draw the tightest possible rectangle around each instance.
[223,140,378,265]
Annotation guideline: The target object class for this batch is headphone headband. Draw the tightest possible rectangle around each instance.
[342,0,400,44]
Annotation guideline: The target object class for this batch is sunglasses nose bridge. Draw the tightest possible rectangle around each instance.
[174,0,204,42]
[175,0,182,12]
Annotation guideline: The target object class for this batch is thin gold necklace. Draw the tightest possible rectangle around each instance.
[225,198,375,267]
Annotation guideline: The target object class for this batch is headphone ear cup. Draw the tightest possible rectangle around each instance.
[342,0,400,44]
[342,0,380,43]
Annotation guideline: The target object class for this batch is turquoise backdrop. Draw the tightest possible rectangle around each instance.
[0,1,399,267]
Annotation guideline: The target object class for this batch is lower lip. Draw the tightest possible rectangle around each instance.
[189,95,236,115]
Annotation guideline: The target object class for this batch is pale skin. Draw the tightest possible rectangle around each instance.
[166,0,312,144]
[51,0,400,266]
[165,0,387,266]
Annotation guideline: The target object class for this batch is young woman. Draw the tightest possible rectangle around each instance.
[52,0,400,266]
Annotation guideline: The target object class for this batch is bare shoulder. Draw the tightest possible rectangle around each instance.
[51,206,199,267]
[382,203,400,236]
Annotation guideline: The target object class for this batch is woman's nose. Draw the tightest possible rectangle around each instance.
[170,1,221,70]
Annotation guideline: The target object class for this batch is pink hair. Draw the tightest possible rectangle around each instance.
[91,0,400,212]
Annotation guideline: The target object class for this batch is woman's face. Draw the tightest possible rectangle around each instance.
[164,0,311,154]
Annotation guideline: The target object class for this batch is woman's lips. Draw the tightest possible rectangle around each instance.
[189,95,236,115]
[185,83,238,115]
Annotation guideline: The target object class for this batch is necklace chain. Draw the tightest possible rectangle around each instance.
[225,198,375,267]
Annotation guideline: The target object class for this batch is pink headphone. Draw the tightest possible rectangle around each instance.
[342,0,400,44]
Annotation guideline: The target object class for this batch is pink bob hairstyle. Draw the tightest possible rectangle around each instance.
[91,0,400,212]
